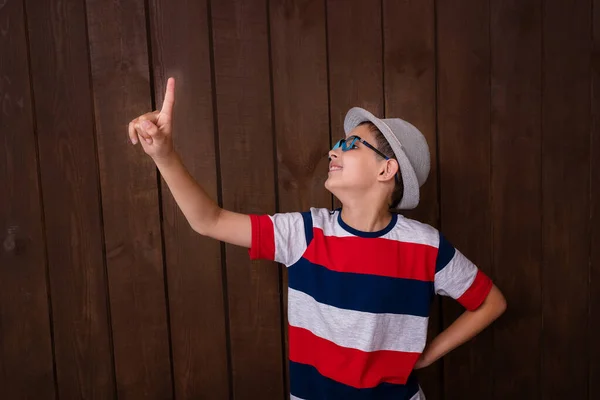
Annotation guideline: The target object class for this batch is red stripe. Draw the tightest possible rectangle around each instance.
[303,228,437,281]
[458,269,493,310]
[288,325,419,389]
[248,215,275,261]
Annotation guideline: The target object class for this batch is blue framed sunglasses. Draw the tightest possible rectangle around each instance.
[331,135,391,160]
[331,135,401,183]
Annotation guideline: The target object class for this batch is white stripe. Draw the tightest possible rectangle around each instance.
[434,249,477,299]
[290,395,306,400]
[410,387,426,400]
[311,208,354,237]
[381,216,439,247]
[310,208,439,248]
[288,288,428,353]
[271,213,308,266]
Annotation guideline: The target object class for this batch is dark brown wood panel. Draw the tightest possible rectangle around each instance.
[210,0,285,398]
[24,0,116,397]
[541,0,591,398]
[327,0,384,137]
[270,0,330,212]
[383,0,437,226]
[437,0,493,398]
[85,0,173,397]
[4,1,600,397]
[147,0,231,398]
[490,0,542,398]
[591,0,600,397]
[269,0,331,392]
[0,1,56,398]
[382,0,440,397]
[326,0,384,209]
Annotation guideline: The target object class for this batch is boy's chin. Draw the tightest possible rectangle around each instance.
[324,178,348,198]
[324,178,337,193]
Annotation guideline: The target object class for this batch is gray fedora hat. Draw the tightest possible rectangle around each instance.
[343,107,430,210]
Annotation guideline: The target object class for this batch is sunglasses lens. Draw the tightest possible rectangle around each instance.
[332,139,343,150]
[332,136,359,151]
[349,137,358,149]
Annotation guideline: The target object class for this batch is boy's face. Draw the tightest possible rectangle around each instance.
[324,125,390,197]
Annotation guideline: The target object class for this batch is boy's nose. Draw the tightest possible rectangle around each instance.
[328,149,339,161]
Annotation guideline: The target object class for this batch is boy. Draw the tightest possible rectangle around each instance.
[128,78,506,399]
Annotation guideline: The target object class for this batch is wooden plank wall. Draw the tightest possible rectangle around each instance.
[1,0,598,399]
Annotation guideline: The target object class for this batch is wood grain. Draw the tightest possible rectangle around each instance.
[25,0,115,396]
[211,0,285,397]
[437,0,493,397]
[541,0,591,397]
[0,0,56,397]
[85,0,173,397]
[490,0,542,398]
[148,0,231,398]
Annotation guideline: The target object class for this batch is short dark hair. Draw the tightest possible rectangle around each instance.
[358,121,404,209]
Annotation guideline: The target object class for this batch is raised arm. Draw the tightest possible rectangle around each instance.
[128,78,251,248]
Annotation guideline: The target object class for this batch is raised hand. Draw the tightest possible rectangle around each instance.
[128,77,176,160]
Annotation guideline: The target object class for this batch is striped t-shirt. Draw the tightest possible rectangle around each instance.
[249,208,493,400]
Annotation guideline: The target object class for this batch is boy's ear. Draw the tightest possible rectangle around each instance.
[378,159,399,182]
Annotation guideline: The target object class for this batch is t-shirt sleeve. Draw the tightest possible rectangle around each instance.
[434,233,493,311]
[248,212,310,266]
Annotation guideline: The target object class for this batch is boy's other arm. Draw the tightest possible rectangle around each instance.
[414,284,506,369]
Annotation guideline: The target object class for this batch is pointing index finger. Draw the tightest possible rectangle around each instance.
[160,77,175,119]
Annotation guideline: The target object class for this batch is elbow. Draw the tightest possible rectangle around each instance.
[190,223,207,236]
[188,216,209,236]
[490,285,507,319]
[190,220,212,237]
[475,285,507,319]
[497,293,507,317]
[189,208,222,237]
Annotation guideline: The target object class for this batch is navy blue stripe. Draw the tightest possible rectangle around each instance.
[288,258,433,317]
[338,211,398,238]
[435,233,456,273]
[301,211,313,246]
[290,361,420,400]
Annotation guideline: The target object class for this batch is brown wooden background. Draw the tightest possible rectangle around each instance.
[1,0,599,398]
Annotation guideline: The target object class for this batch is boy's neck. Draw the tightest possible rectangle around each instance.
[339,203,393,233]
